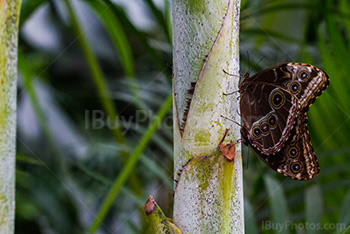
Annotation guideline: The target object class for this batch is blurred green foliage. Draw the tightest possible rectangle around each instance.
[15,0,350,233]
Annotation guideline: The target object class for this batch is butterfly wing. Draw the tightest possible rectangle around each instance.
[240,84,297,155]
[240,63,329,155]
[242,114,319,180]
[270,63,329,111]
[260,114,319,180]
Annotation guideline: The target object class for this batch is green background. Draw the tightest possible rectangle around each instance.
[15,0,350,233]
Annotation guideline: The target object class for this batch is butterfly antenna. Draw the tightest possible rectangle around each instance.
[251,56,266,73]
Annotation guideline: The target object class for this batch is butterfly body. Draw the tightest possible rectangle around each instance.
[239,63,329,180]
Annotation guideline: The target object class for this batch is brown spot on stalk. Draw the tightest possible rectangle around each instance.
[219,129,236,162]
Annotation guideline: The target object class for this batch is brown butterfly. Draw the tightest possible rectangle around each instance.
[239,63,329,180]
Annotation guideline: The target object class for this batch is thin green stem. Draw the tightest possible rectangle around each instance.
[89,93,172,233]
[342,225,350,234]
[63,0,125,145]
[87,0,142,107]
[143,0,171,43]
[101,0,172,77]
[63,0,147,228]
[76,162,145,206]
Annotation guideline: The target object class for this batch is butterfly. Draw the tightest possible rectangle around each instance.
[238,63,329,180]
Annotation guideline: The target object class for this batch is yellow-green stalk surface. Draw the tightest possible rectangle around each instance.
[0,0,21,233]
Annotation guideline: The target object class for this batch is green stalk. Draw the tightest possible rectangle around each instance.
[172,0,244,232]
[0,1,21,233]
[89,94,172,233]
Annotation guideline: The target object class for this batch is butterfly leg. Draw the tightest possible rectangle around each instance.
[223,90,240,96]
[220,115,243,128]
[222,69,240,77]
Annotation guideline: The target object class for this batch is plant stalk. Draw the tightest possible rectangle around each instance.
[172,0,244,232]
[0,1,21,233]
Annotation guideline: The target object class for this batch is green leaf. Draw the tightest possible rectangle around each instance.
[76,162,145,206]
[20,0,49,26]
[87,0,143,107]
[143,0,171,42]
[63,0,126,145]
[341,225,350,234]
[139,155,173,189]
[305,184,323,234]
[100,0,171,76]
[244,199,258,234]
[337,188,350,233]
[86,0,137,83]
[89,94,172,233]
[264,175,290,234]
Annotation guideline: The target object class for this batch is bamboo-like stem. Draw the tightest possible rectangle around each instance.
[0,1,21,233]
[172,0,244,232]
